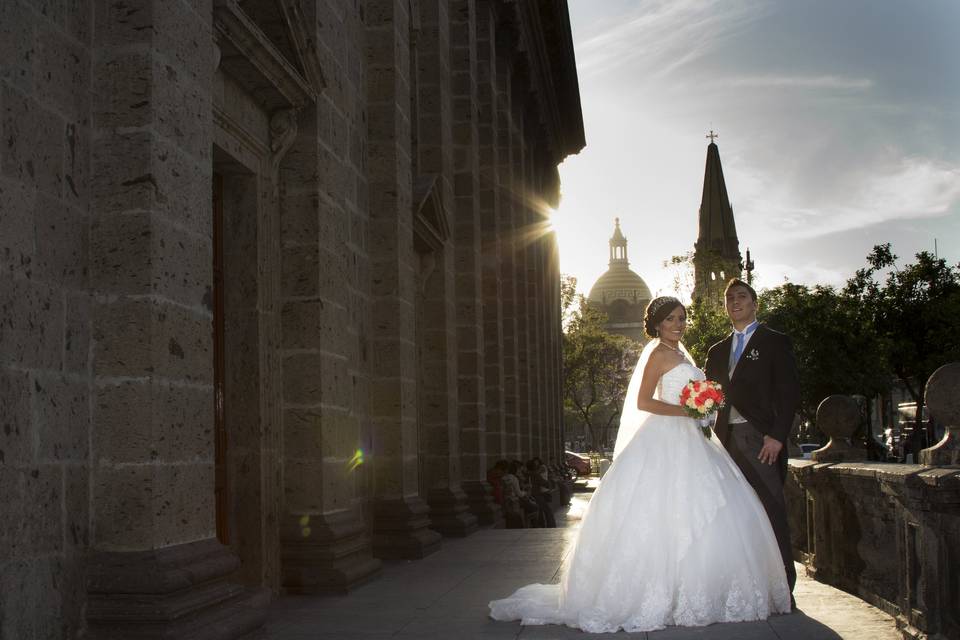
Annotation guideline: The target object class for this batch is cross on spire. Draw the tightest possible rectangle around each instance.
[706,129,719,143]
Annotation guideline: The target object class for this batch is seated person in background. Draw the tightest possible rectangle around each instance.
[502,461,538,527]
[487,460,509,505]
[527,458,556,528]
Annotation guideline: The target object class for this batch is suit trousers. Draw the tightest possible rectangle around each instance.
[726,421,797,592]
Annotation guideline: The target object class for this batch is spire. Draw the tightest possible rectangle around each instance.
[609,217,628,266]
[692,135,744,306]
[695,139,740,261]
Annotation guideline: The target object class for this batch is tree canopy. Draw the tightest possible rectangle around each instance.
[842,244,960,443]
[561,276,641,450]
[758,283,889,424]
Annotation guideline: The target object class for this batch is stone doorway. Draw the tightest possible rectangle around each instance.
[213,171,229,544]
[211,145,282,588]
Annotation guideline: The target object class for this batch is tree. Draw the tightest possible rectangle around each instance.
[681,299,730,366]
[561,277,641,450]
[663,251,695,300]
[844,245,960,447]
[758,283,889,428]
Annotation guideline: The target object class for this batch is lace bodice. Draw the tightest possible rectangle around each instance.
[657,361,705,406]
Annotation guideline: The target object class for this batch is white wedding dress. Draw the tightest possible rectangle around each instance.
[489,360,790,633]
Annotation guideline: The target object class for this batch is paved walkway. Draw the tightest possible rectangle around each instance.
[250,491,900,640]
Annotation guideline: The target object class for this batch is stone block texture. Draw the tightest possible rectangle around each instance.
[0,0,583,636]
[787,461,960,640]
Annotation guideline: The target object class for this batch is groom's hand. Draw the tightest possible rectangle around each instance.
[757,436,783,465]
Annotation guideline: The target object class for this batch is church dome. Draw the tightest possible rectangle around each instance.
[586,219,653,343]
[587,266,653,306]
[587,217,653,307]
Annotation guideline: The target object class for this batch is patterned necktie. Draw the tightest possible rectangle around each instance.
[733,331,746,365]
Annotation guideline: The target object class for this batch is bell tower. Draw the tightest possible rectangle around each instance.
[693,132,743,305]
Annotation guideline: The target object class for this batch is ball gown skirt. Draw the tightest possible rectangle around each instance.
[488,363,790,633]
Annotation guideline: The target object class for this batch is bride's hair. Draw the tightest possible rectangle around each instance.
[643,296,684,338]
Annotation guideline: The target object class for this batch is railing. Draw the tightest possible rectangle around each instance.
[786,363,960,640]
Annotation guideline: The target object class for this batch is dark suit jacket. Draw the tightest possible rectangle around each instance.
[705,324,800,466]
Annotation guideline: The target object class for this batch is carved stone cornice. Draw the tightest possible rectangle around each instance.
[213,0,318,113]
[275,0,327,92]
[503,0,584,162]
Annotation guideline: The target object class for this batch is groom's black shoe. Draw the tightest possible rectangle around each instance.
[790,595,798,612]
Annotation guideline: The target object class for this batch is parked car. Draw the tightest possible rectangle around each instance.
[799,443,822,460]
[564,451,592,479]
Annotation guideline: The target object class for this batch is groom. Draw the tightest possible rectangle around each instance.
[705,278,800,598]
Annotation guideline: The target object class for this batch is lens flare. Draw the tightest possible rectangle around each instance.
[348,448,365,472]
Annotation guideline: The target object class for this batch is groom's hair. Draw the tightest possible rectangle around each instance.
[724,278,757,302]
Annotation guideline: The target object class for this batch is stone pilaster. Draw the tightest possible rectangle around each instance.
[449,0,501,527]
[531,237,545,459]
[511,104,532,460]
[415,0,478,537]
[548,231,564,462]
[524,154,544,460]
[477,0,507,465]
[86,1,266,636]
[366,0,441,558]
[278,0,382,589]
[0,0,92,636]
[495,48,521,460]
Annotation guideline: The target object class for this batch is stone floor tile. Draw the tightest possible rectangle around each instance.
[254,496,898,640]
[396,616,521,638]
[648,620,776,639]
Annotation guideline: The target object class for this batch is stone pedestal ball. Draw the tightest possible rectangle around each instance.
[919,362,960,467]
[817,395,859,438]
[811,395,865,462]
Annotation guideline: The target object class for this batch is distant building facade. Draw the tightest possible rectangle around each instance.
[693,138,744,305]
[588,219,652,343]
[0,1,583,637]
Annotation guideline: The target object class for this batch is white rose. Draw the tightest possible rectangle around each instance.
[704,399,714,409]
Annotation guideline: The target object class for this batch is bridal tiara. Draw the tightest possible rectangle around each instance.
[647,296,682,318]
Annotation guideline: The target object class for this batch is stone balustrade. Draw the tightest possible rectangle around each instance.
[786,362,960,640]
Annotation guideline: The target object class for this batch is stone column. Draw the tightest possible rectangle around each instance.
[278,2,382,593]
[450,0,502,526]
[365,0,441,559]
[477,0,506,464]
[86,2,266,637]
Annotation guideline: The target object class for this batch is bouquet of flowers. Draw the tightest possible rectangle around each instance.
[679,380,725,437]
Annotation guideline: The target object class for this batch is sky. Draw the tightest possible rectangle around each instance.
[554,0,960,301]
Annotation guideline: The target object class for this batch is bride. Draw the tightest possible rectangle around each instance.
[489,296,791,633]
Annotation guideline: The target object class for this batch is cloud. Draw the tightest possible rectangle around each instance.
[724,74,873,90]
[754,261,850,290]
[575,0,767,79]
[750,157,960,239]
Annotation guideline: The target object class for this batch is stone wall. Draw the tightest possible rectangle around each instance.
[786,367,960,640]
[787,462,959,639]
[0,0,583,637]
